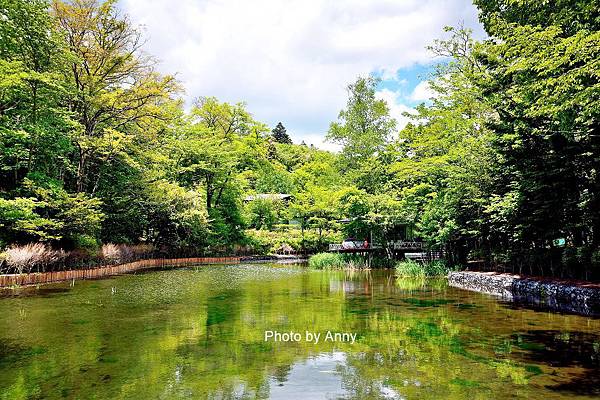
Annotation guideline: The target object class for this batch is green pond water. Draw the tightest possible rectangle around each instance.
[0,263,599,399]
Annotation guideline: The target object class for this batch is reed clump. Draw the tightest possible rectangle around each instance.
[4,243,66,273]
[101,243,154,264]
[395,259,452,277]
[308,253,347,269]
[308,252,393,269]
[1,243,154,274]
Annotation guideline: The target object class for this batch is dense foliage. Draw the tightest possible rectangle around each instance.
[0,0,598,279]
[322,2,600,279]
[0,0,353,265]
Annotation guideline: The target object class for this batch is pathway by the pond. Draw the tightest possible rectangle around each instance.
[0,263,599,399]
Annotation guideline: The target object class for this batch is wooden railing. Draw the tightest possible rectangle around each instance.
[328,241,426,251]
[390,241,425,250]
[328,243,381,251]
[0,257,240,288]
[405,251,443,261]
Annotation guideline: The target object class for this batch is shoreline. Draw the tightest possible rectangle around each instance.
[0,255,306,288]
[448,271,600,317]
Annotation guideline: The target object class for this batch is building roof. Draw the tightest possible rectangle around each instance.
[244,193,292,202]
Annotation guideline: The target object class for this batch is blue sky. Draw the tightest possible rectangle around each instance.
[119,0,484,150]
[377,64,436,104]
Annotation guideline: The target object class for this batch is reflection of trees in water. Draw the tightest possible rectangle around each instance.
[339,353,404,399]
[2,267,600,398]
[271,363,293,384]
[205,289,243,343]
[508,330,600,396]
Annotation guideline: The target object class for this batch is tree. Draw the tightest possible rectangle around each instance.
[272,122,292,144]
[473,0,600,37]
[471,6,600,276]
[245,198,281,230]
[0,0,74,191]
[327,76,396,174]
[176,98,265,211]
[368,27,499,263]
[52,0,179,193]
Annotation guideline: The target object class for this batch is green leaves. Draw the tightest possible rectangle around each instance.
[327,76,396,174]
[0,197,60,242]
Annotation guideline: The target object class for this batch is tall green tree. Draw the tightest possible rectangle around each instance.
[0,0,73,191]
[473,0,600,37]
[53,0,179,193]
[272,122,292,144]
[327,76,396,176]
[471,2,600,276]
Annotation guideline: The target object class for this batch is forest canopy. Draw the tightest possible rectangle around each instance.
[0,0,598,279]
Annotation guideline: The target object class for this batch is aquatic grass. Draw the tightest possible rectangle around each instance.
[395,259,425,277]
[395,276,449,292]
[308,253,348,269]
[427,260,451,276]
[395,259,453,277]
[308,253,390,269]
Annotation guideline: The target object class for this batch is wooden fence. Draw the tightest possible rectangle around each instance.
[0,256,241,288]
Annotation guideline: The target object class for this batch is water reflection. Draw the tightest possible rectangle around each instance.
[0,264,598,399]
[268,352,349,400]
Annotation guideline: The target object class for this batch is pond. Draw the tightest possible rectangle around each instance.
[0,263,599,399]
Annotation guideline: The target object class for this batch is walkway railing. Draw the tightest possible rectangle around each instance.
[328,243,381,251]
[405,251,443,262]
[390,241,425,250]
[328,241,427,252]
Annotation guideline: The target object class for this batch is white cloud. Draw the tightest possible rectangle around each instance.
[120,0,483,148]
[375,88,416,132]
[299,133,342,152]
[410,80,437,102]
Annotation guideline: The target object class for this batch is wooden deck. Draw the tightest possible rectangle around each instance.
[328,241,427,252]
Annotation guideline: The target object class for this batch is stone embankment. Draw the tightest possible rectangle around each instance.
[448,271,600,316]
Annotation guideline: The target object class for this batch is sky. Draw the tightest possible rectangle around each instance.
[119,0,485,150]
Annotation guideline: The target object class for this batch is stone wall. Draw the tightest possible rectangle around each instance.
[448,271,600,316]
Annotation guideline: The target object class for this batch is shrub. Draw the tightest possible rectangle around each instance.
[131,244,154,257]
[592,248,600,268]
[1,242,155,274]
[101,243,121,263]
[561,247,578,277]
[62,249,95,269]
[73,234,100,251]
[244,228,342,255]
